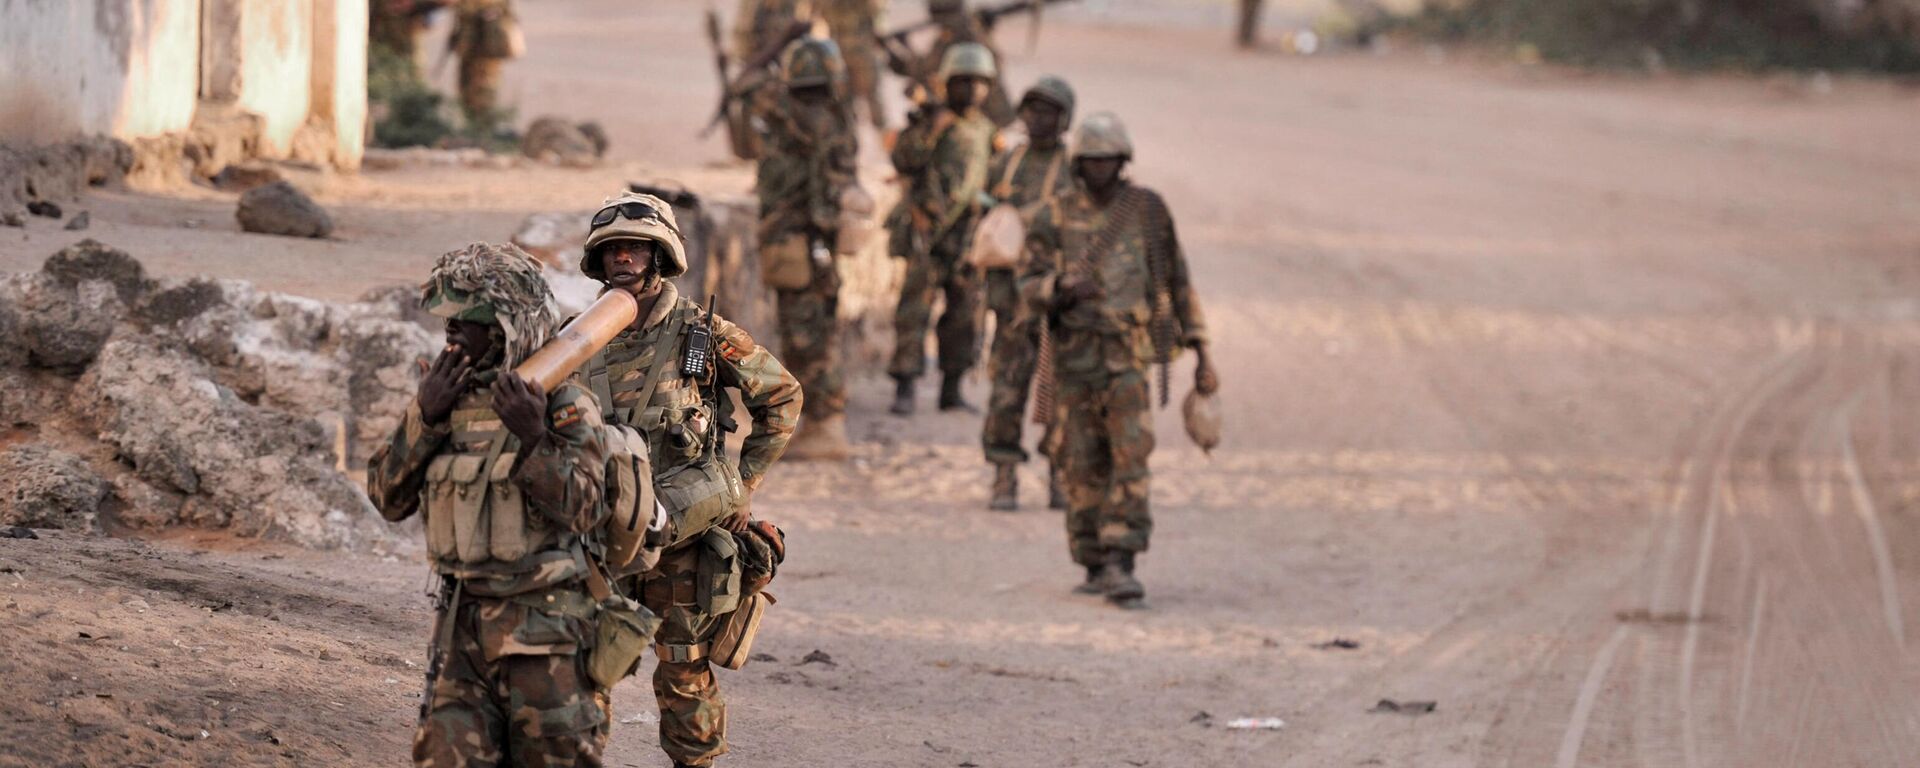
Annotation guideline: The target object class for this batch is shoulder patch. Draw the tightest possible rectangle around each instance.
[718,327,755,362]
[550,403,583,430]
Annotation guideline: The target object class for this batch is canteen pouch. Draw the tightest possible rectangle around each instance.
[423,454,459,560]
[486,453,531,561]
[589,596,661,689]
[448,454,491,563]
[708,591,774,670]
[759,234,812,291]
[656,457,745,549]
[696,528,743,616]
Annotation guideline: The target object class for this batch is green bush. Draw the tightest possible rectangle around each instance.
[368,45,455,148]
[1411,0,1920,72]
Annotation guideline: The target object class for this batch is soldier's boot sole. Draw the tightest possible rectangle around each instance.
[1109,595,1151,611]
[989,464,1019,511]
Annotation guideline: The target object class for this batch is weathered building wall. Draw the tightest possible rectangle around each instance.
[234,0,314,157]
[0,0,201,143]
[312,0,368,169]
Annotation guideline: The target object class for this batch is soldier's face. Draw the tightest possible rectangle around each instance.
[599,240,657,289]
[945,75,988,111]
[446,318,494,361]
[1021,101,1065,143]
[1075,157,1126,191]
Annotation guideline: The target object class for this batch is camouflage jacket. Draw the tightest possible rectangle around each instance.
[451,0,516,59]
[891,106,994,245]
[1020,180,1209,373]
[368,373,609,596]
[987,140,1074,222]
[732,0,807,60]
[755,90,859,243]
[585,282,801,492]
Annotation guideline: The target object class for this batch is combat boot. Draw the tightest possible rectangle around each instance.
[785,414,852,460]
[937,372,977,413]
[1047,464,1068,510]
[1071,565,1104,594]
[988,464,1018,511]
[889,375,915,416]
[1100,551,1147,609]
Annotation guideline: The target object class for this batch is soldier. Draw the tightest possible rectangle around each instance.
[886,42,997,416]
[981,76,1077,511]
[756,39,860,459]
[878,0,1015,127]
[370,0,449,79]
[449,0,523,131]
[1020,113,1220,609]
[576,192,803,768]
[733,0,810,62]
[817,0,889,129]
[368,243,629,764]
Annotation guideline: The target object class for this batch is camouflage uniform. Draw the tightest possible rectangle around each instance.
[368,243,625,766]
[371,0,444,78]
[885,6,1016,127]
[981,127,1075,468]
[818,0,889,128]
[886,49,996,387]
[450,0,519,126]
[1019,118,1207,581]
[577,194,803,767]
[758,43,859,424]
[732,0,808,60]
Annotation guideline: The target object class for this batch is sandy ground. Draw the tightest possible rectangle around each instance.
[6,1,1920,766]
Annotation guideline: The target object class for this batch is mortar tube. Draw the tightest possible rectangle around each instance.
[513,289,640,391]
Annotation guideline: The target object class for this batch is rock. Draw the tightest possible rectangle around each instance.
[42,239,151,302]
[27,200,62,219]
[10,241,149,371]
[521,116,603,168]
[109,473,184,530]
[510,211,587,268]
[0,368,75,428]
[236,181,333,239]
[578,122,610,158]
[63,211,89,231]
[0,526,37,539]
[210,163,283,193]
[0,445,108,531]
[2,211,22,227]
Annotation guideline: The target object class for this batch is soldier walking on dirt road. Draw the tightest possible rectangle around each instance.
[981,76,1078,511]
[368,243,636,764]
[754,39,862,459]
[577,192,802,768]
[448,0,524,131]
[1020,113,1219,609]
[885,42,998,416]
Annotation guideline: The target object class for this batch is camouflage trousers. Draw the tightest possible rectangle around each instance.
[982,268,1050,465]
[777,257,845,419]
[637,546,729,766]
[889,240,980,379]
[1057,366,1155,567]
[458,56,506,126]
[414,592,608,767]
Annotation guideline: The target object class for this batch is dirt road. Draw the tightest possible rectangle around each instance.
[5,1,1920,766]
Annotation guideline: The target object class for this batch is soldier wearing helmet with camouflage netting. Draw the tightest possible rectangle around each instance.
[980,76,1079,511]
[575,192,802,768]
[885,41,998,415]
[368,242,637,765]
[754,37,861,459]
[1019,112,1220,610]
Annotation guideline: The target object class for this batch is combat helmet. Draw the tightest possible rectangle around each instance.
[1071,111,1133,161]
[782,37,846,90]
[421,242,562,369]
[939,42,997,81]
[581,191,687,281]
[1021,75,1077,123]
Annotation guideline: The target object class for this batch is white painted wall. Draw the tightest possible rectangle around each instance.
[313,0,369,170]
[235,0,315,157]
[0,0,201,143]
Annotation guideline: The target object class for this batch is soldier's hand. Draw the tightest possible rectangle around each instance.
[1194,345,1220,396]
[417,345,473,425]
[492,371,552,447]
[722,497,752,534]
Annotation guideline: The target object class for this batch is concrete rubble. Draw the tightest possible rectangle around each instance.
[0,240,437,552]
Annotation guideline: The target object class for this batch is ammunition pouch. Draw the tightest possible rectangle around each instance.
[709,591,774,670]
[695,528,743,616]
[759,234,813,291]
[588,594,661,689]
[656,456,745,550]
[421,415,537,565]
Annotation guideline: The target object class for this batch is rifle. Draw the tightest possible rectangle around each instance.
[876,0,1079,46]
[699,20,812,138]
[705,9,731,110]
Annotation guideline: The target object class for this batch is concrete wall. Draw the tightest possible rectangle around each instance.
[0,0,201,143]
[312,0,368,169]
[234,0,314,156]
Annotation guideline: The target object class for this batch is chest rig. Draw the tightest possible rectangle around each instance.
[421,388,555,567]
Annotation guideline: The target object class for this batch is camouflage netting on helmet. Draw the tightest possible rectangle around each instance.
[421,242,561,370]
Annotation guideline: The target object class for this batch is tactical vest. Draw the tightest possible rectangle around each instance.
[421,389,558,568]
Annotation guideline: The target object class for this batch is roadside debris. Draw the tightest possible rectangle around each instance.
[1225,717,1287,731]
[1312,637,1361,650]
[798,649,836,667]
[27,200,62,219]
[1,526,39,539]
[1370,699,1436,715]
[63,211,89,231]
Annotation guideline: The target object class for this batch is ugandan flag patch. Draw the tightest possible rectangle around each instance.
[719,331,754,363]
[550,404,583,430]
